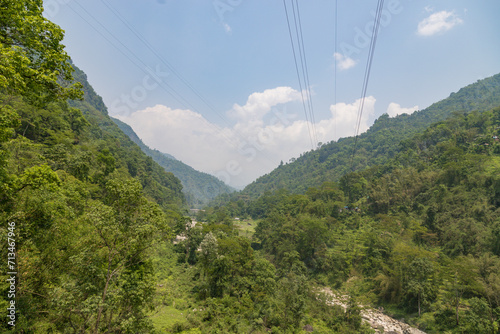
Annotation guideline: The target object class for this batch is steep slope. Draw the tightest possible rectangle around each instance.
[112,117,175,160]
[112,117,235,207]
[0,62,186,332]
[68,64,185,209]
[241,73,500,198]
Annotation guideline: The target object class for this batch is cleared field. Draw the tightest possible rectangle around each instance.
[233,219,258,238]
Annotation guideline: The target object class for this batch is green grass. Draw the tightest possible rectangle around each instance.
[149,242,200,333]
[150,305,189,332]
[233,219,258,238]
[485,155,500,175]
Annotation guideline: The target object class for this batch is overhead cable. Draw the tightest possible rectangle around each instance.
[283,0,315,150]
[292,0,318,146]
[349,0,385,170]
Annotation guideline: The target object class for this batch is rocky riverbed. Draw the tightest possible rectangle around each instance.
[321,288,426,334]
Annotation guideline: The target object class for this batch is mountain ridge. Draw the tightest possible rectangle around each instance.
[111,117,235,208]
[239,73,500,199]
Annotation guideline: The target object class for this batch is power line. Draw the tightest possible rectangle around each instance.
[96,0,281,165]
[282,0,315,150]
[67,2,238,149]
[333,0,338,143]
[349,0,385,170]
[292,0,318,147]
[70,2,201,116]
[99,0,230,127]
[66,1,280,170]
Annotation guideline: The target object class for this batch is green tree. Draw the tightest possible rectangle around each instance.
[198,231,218,276]
[0,0,82,104]
[444,255,482,326]
[0,106,20,204]
[459,297,498,333]
[339,172,367,204]
[80,178,171,333]
[273,272,308,331]
[205,236,254,298]
[406,257,436,317]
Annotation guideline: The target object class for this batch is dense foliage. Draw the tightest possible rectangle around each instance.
[0,91,185,332]
[151,209,372,333]
[0,3,185,331]
[201,106,500,333]
[2,2,500,333]
[112,117,235,208]
[0,0,82,105]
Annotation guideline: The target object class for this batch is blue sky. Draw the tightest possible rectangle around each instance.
[44,0,500,188]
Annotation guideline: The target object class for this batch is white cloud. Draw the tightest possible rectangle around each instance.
[333,52,357,71]
[116,105,237,174]
[417,10,463,36]
[228,86,303,122]
[386,102,419,117]
[326,96,377,138]
[116,88,378,188]
[223,23,232,34]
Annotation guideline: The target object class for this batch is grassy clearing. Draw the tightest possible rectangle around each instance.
[233,219,258,238]
[149,242,199,333]
[150,305,189,332]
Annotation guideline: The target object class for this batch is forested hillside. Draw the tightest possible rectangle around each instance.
[0,2,186,331]
[68,64,185,209]
[0,69,186,332]
[3,1,500,333]
[190,106,500,333]
[240,74,500,198]
[112,117,235,208]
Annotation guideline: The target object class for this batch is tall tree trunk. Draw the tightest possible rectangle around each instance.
[454,273,460,326]
[94,275,111,334]
[418,293,421,317]
[95,258,114,334]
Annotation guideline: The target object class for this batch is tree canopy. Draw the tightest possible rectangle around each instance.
[0,0,82,105]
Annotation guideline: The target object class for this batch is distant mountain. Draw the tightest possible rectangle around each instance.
[68,64,186,209]
[112,117,235,207]
[240,73,500,198]
[111,117,176,161]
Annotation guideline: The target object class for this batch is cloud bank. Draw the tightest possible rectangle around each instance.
[116,88,413,188]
